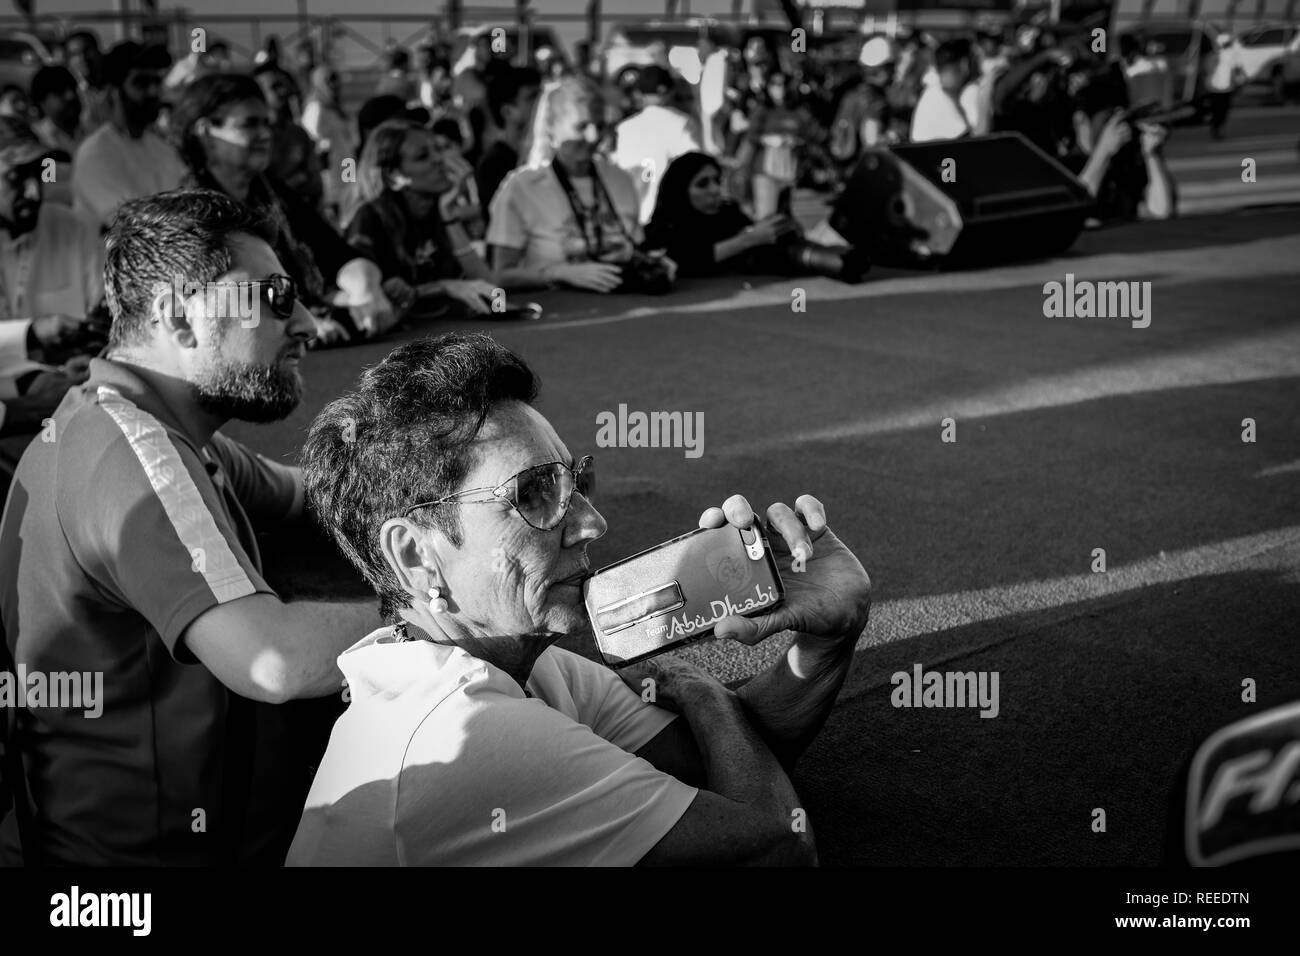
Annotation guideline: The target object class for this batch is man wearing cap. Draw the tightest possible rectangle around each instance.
[0,117,103,442]
[71,41,186,231]
[612,65,701,225]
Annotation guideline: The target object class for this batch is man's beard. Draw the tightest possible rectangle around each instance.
[192,356,302,423]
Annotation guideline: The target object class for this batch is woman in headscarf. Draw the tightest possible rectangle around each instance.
[172,73,394,346]
[645,152,869,282]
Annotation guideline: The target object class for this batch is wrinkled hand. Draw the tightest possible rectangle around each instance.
[698,493,871,647]
[617,654,729,714]
[552,261,623,293]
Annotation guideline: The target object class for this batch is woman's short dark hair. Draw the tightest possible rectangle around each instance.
[171,72,266,172]
[301,333,541,620]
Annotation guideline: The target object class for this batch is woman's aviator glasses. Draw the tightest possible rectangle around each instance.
[402,456,595,532]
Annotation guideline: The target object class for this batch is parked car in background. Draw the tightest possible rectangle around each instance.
[1227,22,1300,101]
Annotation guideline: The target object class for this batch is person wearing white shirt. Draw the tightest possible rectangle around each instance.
[613,66,702,225]
[910,40,977,143]
[0,117,101,439]
[1205,35,1246,139]
[698,36,730,156]
[71,42,186,232]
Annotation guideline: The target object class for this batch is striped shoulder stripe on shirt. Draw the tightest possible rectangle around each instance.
[95,385,258,603]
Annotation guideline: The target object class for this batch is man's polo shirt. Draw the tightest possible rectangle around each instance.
[0,357,308,865]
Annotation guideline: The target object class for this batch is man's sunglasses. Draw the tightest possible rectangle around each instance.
[401,456,595,532]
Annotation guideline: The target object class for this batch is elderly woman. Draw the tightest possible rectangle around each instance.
[171,73,394,346]
[487,77,675,294]
[347,118,499,319]
[290,332,872,866]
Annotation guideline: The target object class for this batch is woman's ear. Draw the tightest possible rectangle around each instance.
[379,516,444,597]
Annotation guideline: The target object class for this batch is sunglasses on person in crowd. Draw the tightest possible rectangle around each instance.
[402,456,596,532]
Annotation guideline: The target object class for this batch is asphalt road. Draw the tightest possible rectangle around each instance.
[229,114,1300,865]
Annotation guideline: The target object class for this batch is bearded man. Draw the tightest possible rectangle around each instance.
[0,189,379,865]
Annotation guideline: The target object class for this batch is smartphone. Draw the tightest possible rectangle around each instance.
[584,524,785,669]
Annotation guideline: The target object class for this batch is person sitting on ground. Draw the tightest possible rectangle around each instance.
[0,118,103,450]
[645,152,869,283]
[72,42,187,232]
[301,67,355,219]
[1076,110,1176,222]
[288,331,873,866]
[612,65,701,225]
[28,66,84,206]
[254,65,324,214]
[171,73,396,347]
[910,39,976,143]
[0,189,385,865]
[347,119,502,321]
[475,66,541,219]
[488,77,675,293]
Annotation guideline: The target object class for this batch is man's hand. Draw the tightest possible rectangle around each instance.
[434,278,496,314]
[698,493,871,647]
[618,654,729,714]
[549,261,623,293]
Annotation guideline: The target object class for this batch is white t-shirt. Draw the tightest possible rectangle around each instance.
[286,627,697,866]
[613,105,701,224]
[910,76,973,143]
[487,158,642,270]
[72,123,187,231]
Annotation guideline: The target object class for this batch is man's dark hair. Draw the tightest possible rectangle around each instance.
[301,333,540,620]
[486,65,541,128]
[170,72,265,172]
[103,189,276,350]
[30,66,77,106]
[357,94,410,150]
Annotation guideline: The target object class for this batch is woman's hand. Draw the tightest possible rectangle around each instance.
[548,262,623,293]
[698,493,871,648]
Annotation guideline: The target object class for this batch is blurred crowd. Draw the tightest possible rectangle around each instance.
[0,18,1238,453]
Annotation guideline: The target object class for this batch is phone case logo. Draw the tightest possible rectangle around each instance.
[707,545,753,591]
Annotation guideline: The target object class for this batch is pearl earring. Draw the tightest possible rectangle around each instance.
[427,586,449,614]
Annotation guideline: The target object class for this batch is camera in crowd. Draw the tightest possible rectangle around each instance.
[615,250,675,295]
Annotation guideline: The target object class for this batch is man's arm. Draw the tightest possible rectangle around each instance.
[182,593,378,704]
